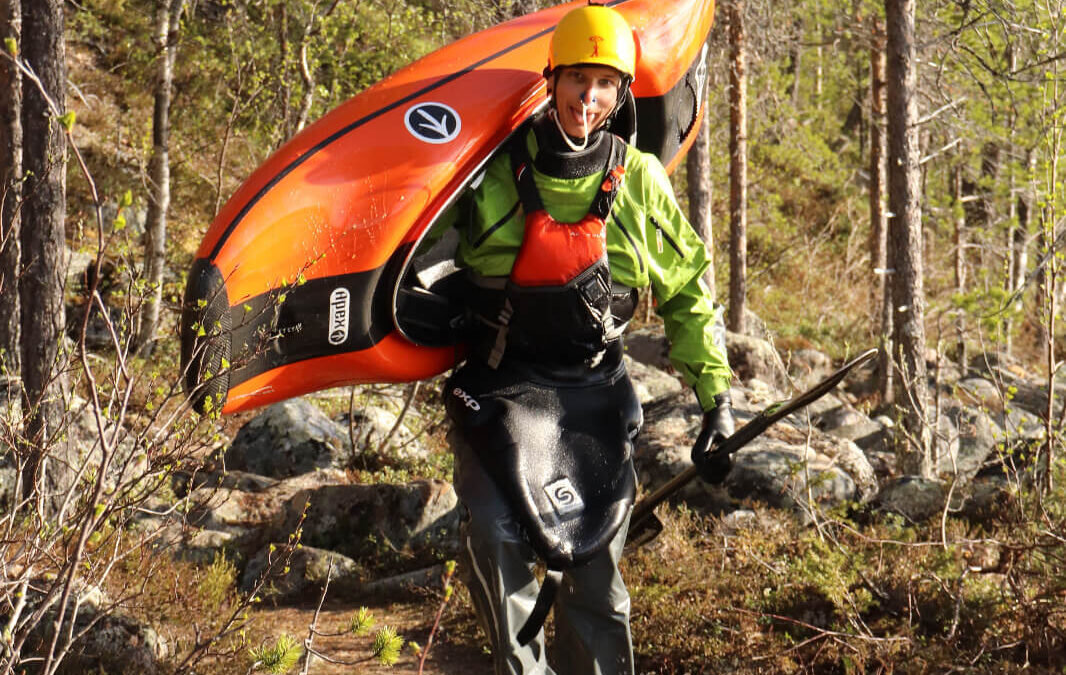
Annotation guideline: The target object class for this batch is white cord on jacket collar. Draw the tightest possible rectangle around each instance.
[550,105,592,153]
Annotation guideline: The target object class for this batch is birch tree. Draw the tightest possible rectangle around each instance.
[135,0,184,355]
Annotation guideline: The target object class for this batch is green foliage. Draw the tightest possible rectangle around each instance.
[952,285,1021,336]
[249,633,303,673]
[371,625,404,666]
[778,533,874,616]
[47,1,1066,672]
[347,606,376,636]
[200,552,239,609]
[58,111,77,132]
[174,0,447,156]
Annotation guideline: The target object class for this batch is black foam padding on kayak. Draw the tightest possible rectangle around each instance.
[180,258,232,414]
[634,47,705,163]
[220,244,409,389]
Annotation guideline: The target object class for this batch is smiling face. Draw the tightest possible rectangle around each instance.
[551,65,623,138]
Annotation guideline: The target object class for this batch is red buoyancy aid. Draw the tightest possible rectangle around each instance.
[486,132,629,368]
[509,135,627,286]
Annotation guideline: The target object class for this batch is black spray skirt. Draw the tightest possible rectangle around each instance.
[444,350,643,570]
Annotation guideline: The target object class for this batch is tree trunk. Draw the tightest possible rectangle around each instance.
[1006,147,1032,353]
[1014,149,1034,298]
[727,0,747,334]
[1003,46,1019,354]
[869,20,891,403]
[136,0,183,355]
[815,42,823,100]
[687,96,715,299]
[279,2,291,139]
[1035,199,1054,367]
[295,35,314,133]
[953,160,967,368]
[294,3,320,134]
[885,0,932,477]
[979,142,1000,225]
[1032,147,1060,367]
[0,0,21,374]
[1039,138,1060,495]
[786,18,802,107]
[19,0,68,503]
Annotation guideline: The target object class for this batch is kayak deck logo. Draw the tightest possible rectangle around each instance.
[405,102,461,144]
[328,287,350,345]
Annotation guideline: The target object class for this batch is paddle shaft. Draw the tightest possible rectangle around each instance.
[627,348,879,543]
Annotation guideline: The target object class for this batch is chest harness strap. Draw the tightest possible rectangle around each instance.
[485,133,628,369]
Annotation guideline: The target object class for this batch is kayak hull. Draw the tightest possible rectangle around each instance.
[181,0,716,414]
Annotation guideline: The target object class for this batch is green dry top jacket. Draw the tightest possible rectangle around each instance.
[436,128,732,410]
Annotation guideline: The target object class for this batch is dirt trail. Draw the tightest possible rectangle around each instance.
[252,600,490,674]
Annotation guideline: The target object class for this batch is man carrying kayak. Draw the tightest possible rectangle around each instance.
[439,4,734,673]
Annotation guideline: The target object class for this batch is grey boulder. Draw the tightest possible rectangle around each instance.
[726,422,879,511]
[625,354,683,405]
[870,475,948,523]
[241,544,364,602]
[271,479,460,569]
[225,399,350,478]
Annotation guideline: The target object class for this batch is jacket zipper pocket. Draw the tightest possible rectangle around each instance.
[611,215,646,275]
[649,215,685,258]
[471,200,521,249]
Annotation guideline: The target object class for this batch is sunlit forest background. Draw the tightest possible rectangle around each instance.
[0,0,1064,673]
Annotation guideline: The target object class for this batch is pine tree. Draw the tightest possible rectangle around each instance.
[885,0,932,476]
[0,0,20,374]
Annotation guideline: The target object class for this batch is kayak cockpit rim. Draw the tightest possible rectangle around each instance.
[392,101,549,347]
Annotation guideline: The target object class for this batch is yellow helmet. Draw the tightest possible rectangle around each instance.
[548,4,637,79]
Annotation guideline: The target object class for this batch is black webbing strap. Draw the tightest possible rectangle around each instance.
[516,568,563,646]
[587,134,627,221]
[509,134,544,214]
[508,132,628,222]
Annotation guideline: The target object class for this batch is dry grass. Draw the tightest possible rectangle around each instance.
[622,490,1066,674]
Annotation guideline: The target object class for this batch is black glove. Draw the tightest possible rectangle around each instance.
[691,392,736,484]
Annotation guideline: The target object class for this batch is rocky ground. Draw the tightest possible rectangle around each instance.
[8,320,1054,673]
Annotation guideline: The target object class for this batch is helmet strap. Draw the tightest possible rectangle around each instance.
[545,69,590,152]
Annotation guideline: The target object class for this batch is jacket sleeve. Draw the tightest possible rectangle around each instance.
[638,154,733,410]
[657,274,732,410]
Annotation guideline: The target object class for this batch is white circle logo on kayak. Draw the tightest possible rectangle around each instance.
[404,102,461,144]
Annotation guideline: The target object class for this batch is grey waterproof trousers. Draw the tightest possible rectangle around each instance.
[451,429,635,675]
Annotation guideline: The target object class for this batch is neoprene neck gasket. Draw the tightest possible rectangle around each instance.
[531,114,612,179]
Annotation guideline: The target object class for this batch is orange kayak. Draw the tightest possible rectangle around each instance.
[181,0,716,414]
